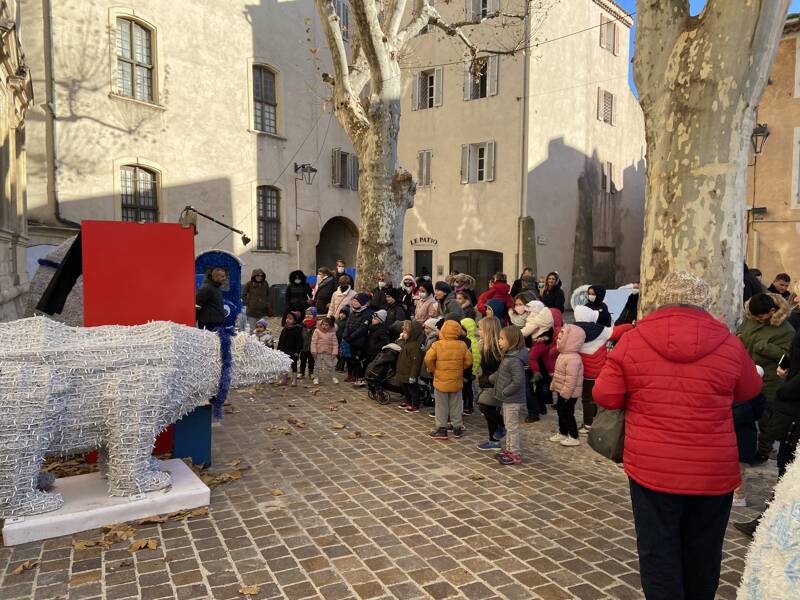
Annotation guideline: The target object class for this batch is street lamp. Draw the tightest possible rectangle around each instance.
[293,163,317,269]
[179,205,251,246]
[751,123,770,156]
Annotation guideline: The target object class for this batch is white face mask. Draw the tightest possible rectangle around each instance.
[337,267,345,273]
[588,294,596,302]
[294,279,302,284]
[378,281,386,289]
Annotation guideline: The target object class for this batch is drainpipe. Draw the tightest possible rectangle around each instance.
[44,0,79,229]
[516,0,531,276]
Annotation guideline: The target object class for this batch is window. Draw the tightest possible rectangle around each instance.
[116,18,154,102]
[467,0,498,20]
[460,141,495,184]
[412,68,443,110]
[332,148,359,190]
[599,14,619,55]
[602,161,615,195]
[120,166,158,222]
[418,150,432,186]
[597,88,615,125]
[335,0,351,41]
[464,56,499,100]
[253,66,278,134]
[257,186,280,250]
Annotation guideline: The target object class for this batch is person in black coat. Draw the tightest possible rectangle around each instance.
[541,271,565,312]
[370,273,394,310]
[344,293,374,384]
[285,270,312,316]
[743,263,765,303]
[399,274,417,315]
[196,268,226,330]
[313,267,336,315]
[384,288,408,334]
[277,310,304,385]
[366,310,390,366]
[616,291,639,325]
[586,285,612,327]
[510,267,534,297]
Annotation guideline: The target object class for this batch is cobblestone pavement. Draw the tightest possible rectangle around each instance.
[0,381,779,600]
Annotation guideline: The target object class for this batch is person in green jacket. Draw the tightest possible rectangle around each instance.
[737,292,795,460]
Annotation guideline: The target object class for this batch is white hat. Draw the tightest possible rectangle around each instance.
[574,305,599,324]
[527,300,546,313]
[374,309,388,323]
[424,318,440,330]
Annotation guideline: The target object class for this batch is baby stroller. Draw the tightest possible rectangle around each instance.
[365,343,403,405]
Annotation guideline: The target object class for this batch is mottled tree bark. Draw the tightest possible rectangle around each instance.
[635,0,789,328]
[315,0,528,289]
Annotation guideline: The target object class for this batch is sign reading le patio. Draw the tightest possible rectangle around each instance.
[410,237,438,246]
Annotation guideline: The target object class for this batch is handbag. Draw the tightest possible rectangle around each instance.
[477,388,500,407]
[588,407,625,463]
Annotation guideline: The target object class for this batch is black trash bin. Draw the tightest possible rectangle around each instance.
[270,284,287,317]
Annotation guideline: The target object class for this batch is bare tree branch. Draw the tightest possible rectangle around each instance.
[386,0,407,38]
[350,0,392,89]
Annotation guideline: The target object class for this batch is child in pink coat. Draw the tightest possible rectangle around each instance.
[311,316,339,385]
[549,324,586,447]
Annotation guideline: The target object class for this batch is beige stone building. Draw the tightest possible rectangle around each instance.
[20,0,361,284]
[0,0,33,322]
[399,0,645,294]
[745,14,800,284]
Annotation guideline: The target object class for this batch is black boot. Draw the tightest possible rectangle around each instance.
[733,515,762,538]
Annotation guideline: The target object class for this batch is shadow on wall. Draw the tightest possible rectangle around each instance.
[527,137,645,295]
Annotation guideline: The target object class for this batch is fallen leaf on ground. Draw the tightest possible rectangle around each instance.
[102,524,136,543]
[129,538,158,551]
[73,539,105,550]
[201,469,242,488]
[167,506,209,521]
[332,423,347,430]
[310,389,320,395]
[11,560,38,575]
[347,431,362,439]
[369,432,383,438]
[338,399,347,403]
[287,417,306,428]
[328,405,338,411]
[239,584,260,596]
[467,472,486,481]
[227,459,242,467]
[287,403,297,407]
[138,514,168,525]
[271,488,284,496]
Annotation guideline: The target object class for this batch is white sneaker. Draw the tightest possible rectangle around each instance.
[549,433,566,443]
[560,436,580,447]
[332,377,339,384]
[732,495,747,507]
[313,377,320,385]
[578,425,591,436]
[298,373,305,380]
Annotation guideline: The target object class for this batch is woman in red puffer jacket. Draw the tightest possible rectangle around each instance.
[593,271,762,600]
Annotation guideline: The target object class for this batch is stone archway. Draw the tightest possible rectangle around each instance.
[316,217,358,271]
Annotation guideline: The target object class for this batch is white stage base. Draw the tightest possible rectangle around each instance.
[2,459,209,546]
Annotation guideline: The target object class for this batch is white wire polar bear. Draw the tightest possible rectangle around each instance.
[0,317,291,517]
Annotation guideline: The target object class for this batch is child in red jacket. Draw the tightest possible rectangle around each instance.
[476,273,514,316]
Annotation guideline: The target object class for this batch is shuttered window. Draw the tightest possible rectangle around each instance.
[597,87,616,125]
[116,18,154,102]
[412,68,443,110]
[464,56,499,101]
[120,166,158,222]
[600,14,619,56]
[418,150,432,186]
[253,66,277,134]
[332,148,359,190]
[467,0,499,20]
[257,186,280,250]
[460,142,495,184]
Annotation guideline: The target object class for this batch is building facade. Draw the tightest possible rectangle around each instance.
[20,0,361,284]
[0,0,33,322]
[399,0,645,295]
[745,15,800,283]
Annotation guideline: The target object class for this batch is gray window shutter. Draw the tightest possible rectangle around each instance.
[332,148,342,186]
[426,151,432,185]
[488,56,499,96]
[613,23,620,56]
[350,155,359,190]
[412,72,419,110]
[470,0,480,20]
[434,67,443,107]
[417,151,424,184]
[486,141,495,182]
[463,59,471,101]
[597,87,603,121]
[460,145,469,184]
[600,14,606,48]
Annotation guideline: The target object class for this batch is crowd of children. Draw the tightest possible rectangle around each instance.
[251,268,637,466]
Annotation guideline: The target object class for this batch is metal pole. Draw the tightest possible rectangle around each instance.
[295,175,301,270]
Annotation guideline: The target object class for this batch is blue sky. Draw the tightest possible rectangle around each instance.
[615,0,800,94]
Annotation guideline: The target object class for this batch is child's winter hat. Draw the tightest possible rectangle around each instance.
[526,300,546,314]
[374,309,388,323]
[424,318,440,331]
[654,270,713,312]
[305,306,317,317]
[290,310,302,322]
[574,305,599,324]
[385,287,401,300]
[256,318,268,328]
[435,281,452,294]
[354,292,370,306]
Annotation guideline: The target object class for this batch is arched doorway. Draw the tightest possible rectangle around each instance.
[316,217,358,271]
[450,250,503,295]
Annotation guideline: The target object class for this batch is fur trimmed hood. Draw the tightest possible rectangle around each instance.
[744,293,791,327]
